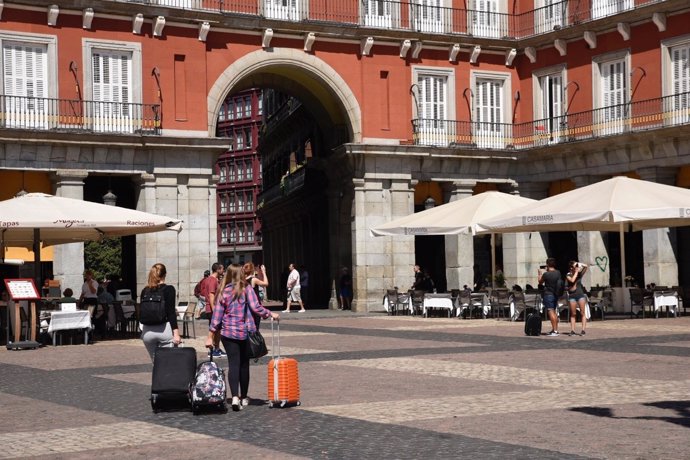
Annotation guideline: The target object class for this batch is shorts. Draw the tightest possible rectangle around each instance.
[542,294,557,310]
[340,287,352,298]
[568,293,587,303]
[288,286,302,302]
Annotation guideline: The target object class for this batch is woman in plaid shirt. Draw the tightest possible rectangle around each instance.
[206,264,280,411]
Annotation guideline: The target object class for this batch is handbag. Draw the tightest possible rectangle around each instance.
[244,299,268,359]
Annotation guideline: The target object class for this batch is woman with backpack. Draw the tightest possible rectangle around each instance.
[139,263,180,361]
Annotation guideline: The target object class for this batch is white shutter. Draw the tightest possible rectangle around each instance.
[417,74,447,145]
[474,78,504,147]
[599,59,627,134]
[671,45,690,122]
[91,50,132,132]
[3,42,48,128]
[471,0,499,37]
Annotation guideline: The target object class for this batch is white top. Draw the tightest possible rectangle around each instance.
[287,269,300,289]
[81,279,98,299]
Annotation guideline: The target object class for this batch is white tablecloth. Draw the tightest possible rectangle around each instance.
[653,291,678,315]
[423,295,454,316]
[48,310,91,333]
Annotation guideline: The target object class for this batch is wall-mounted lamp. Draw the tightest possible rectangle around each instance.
[424,196,436,210]
[198,21,210,42]
[463,88,474,99]
[470,45,481,64]
[262,28,273,48]
[304,32,316,52]
[82,8,94,29]
[411,41,423,59]
[400,39,411,59]
[102,190,117,206]
[132,14,144,35]
[449,43,460,62]
[153,16,166,37]
[360,36,374,56]
[47,4,59,27]
[69,61,82,100]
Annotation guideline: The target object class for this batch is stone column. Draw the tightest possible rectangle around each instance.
[52,169,88,294]
[443,180,476,290]
[638,167,679,287]
[351,176,415,312]
[505,182,549,289]
[571,176,609,288]
[186,174,217,301]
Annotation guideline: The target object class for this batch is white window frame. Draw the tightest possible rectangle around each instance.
[471,70,512,148]
[361,0,400,29]
[82,39,142,133]
[468,0,507,39]
[412,0,451,34]
[220,224,229,244]
[219,164,228,183]
[662,34,690,125]
[592,0,633,19]
[412,66,456,146]
[592,50,630,136]
[262,0,306,22]
[229,192,237,212]
[0,32,57,129]
[532,64,568,144]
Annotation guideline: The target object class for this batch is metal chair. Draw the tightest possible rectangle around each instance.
[492,288,512,319]
[587,288,611,321]
[457,290,482,319]
[383,289,409,315]
[629,288,653,318]
[409,290,425,316]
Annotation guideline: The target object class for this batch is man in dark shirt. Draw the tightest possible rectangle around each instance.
[538,257,562,336]
[411,265,425,290]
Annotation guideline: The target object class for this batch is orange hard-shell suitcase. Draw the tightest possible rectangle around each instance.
[267,319,301,408]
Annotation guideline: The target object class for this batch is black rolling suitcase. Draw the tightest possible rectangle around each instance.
[524,313,542,336]
[151,346,197,412]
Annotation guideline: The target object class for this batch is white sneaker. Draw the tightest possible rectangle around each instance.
[547,331,559,337]
[231,396,241,411]
[241,398,250,407]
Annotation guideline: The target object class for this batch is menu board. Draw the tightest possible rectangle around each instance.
[4,278,40,300]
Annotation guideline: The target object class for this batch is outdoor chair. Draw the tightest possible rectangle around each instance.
[457,290,483,319]
[587,288,611,321]
[383,289,410,315]
[523,289,542,316]
[492,288,512,319]
[112,302,137,335]
[629,288,653,318]
[511,290,527,321]
[680,286,690,316]
[180,302,196,338]
[409,290,425,316]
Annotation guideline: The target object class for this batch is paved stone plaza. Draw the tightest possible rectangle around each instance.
[1,312,689,459]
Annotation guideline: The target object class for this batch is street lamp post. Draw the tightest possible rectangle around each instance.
[232,220,237,264]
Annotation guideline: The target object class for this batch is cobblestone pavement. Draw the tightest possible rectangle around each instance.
[1,312,689,459]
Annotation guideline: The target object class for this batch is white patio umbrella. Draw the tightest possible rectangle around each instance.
[0,192,182,248]
[371,191,536,287]
[475,176,690,286]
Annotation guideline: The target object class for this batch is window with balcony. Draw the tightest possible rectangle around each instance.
[264,0,301,21]
[593,51,629,136]
[363,1,395,29]
[534,0,566,34]
[413,67,455,146]
[1,38,50,129]
[533,65,566,144]
[592,0,632,19]
[469,0,506,38]
[662,36,690,125]
[413,0,448,34]
[472,71,511,148]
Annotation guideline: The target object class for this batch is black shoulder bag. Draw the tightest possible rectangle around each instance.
[244,296,268,360]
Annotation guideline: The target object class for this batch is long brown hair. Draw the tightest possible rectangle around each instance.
[146,263,167,289]
[217,263,246,302]
[243,262,255,278]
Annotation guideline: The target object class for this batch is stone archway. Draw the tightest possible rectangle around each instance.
[207,48,362,143]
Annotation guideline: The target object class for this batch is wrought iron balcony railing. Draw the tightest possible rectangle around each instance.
[120,0,665,39]
[0,95,161,135]
[412,91,690,150]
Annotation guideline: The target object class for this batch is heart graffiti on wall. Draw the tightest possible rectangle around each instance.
[595,256,608,272]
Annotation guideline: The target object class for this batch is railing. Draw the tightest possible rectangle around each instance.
[412,91,690,149]
[120,0,666,39]
[0,95,161,135]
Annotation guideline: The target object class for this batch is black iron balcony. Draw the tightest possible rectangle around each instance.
[412,91,690,150]
[0,95,161,135]
[119,0,664,39]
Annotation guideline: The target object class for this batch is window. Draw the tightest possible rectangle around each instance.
[219,163,227,183]
[245,128,252,149]
[246,192,254,211]
[238,191,246,212]
[534,0,566,34]
[1,33,56,130]
[237,161,244,181]
[264,0,301,21]
[220,224,229,244]
[593,51,629,135]
[257,96,263,115]
[219,194,228,214]
[235,98,243,119]
[246,160,253,181]
[413,67,455,146]
[229,162,236,181]
[592,0,633,19]
[229,192,236,212]
[238,223,246,243]
[662,36,690,125]
[244,96,252,117]
[363,1,395,28]
[469,0,504,38]
[472,70,512,148]
[218,103,226,121]
[227,100,235,120]
[84,39,142,134]
[413,0,447,34]
[533,65,566,144]
[229,224,237,244]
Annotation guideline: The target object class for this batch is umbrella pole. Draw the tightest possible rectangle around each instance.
[33,229,41,288]
[619,223,630,317]
[491,233,496,289]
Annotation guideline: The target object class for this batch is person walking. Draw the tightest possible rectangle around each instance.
[538,257,562,337]
[201,263,226,357]
[140,263,181,361]
[206,264,280,411]
[284,263,305,313]
[243,262,269,329]
[194,269,210,318]
[566,261,589,336]
[338,267,352,310]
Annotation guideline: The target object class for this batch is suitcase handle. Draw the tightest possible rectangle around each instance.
[270,316,280,359]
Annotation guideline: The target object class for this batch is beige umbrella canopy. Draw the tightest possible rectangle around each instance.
[475,176,690,285]
[0,192,182,248]
[371,191,536,287]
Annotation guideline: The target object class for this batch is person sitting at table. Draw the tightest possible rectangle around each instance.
[79,270,99,309]
[59,288,78,304]
[94,286,115,335]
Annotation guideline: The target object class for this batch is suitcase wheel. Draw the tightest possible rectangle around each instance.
[268,401,274,408]
[296,401,301,406]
